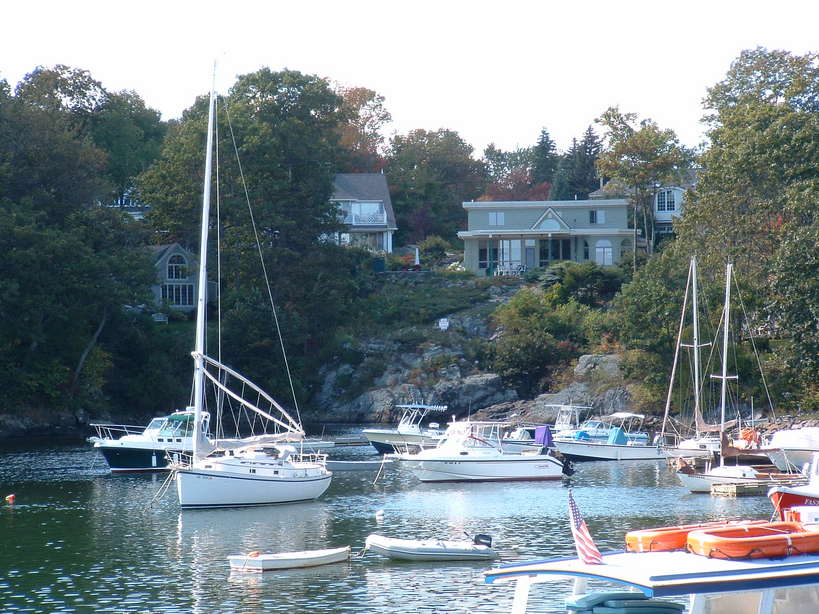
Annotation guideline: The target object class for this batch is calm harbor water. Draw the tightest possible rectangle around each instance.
[1,429,775,613]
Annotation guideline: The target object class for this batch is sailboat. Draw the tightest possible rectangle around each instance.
[675,263,790,493]
[661,257,722,460]
[172,76,332,508]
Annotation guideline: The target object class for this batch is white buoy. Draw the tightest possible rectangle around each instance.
[375,509,385,520]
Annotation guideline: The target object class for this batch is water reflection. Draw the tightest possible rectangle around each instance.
[0,438,781,613]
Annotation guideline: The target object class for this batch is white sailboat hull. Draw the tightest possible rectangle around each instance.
[555,440,667,461]
[402,454,564,482]
[227,546,350,571]
[176,466,332,508]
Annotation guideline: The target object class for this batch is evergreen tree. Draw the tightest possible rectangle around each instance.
[531,128,558,185]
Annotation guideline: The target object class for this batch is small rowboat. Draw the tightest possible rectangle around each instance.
[686,522,819,559]
[227,545,351,572]
[364,534,497,561]
[625,519,768,552]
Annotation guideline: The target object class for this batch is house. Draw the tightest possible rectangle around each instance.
[330,173,397,253]
[654,185,685,235]
[149,243,198,313]
[457,199,636,275]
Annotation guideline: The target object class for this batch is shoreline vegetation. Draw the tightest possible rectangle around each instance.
[1,48,817,437]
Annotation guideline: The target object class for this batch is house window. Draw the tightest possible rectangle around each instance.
[657,190,676,212]
[489,212,505,226]
[162,283,194,306]
[167,254,187,280]
[595,240,613,266]
[589,210,606,224]
[478,239,498,269]
[539,239,572,266]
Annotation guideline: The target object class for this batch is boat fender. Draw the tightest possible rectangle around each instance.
[473,533,493,548]
[4,494,15,505]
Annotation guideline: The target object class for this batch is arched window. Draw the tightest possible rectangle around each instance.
[167,254,186,280]
[595,240,613,266]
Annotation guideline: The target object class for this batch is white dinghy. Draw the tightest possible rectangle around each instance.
[228,545,351,572]
[364,533,498,561]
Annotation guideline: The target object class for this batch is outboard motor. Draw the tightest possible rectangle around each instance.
[473,533,493,548]
[562,457,575,477]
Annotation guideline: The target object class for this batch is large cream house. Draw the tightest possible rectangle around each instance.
[458,199,635,275]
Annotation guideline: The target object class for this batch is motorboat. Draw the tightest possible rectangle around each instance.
[364,533,497,561]
[769,453,819,518]
[395,421,568,482]
[483,521,819,613]
[552,412,664,461]
[171,81,331,509]
[90,409,207,472]
[227,545,350,572]
[763,427,819,471]
[362,403,448,453]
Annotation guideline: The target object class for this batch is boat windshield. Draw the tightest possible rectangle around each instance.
[159,413,195,437]
[143,418,167,434]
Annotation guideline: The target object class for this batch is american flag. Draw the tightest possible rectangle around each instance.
[568,489,603,564]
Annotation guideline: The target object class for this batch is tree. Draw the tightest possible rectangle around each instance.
[596,108,691,270]
[91,90,166,205]
[532,128,559,185]
[336,86,391,172]
[386,129,485,243]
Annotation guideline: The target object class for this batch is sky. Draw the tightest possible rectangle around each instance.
[2,0,817,155]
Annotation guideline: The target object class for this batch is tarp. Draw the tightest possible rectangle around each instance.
[534,425,553,447]
[607,427,628,445]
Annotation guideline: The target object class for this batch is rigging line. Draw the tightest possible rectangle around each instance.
[661,259,692,438]
[223,101,303,427]
[733,268,777,419]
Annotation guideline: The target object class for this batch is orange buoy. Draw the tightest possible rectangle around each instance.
[4,494,15,504]
[686,521,819,559]
[626,520,768,552]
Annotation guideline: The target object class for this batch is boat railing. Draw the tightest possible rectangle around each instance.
[89,423,147,439]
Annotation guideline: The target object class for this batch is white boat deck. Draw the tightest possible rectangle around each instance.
[484,550,819,597]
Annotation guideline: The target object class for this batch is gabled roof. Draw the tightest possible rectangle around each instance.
[531,207,571,231]
[332,173,397,228]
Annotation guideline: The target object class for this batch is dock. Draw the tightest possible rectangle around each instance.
[330,435,369,447]
[710,483,771,497]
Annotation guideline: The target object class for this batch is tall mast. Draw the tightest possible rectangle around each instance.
[192,73,217,460]
[691,257,702,436]
[719,262,733,430]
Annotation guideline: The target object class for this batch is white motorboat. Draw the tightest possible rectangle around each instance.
[364,534,497,561]
[171,79,332,509]
[90,409,207,472]
[763,427,819,471]
[363,403,448,453]
[227,545,350,572]
[553,412,663,461]
[396,421,568,482]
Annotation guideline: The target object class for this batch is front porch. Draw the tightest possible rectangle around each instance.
[475,235,576,276]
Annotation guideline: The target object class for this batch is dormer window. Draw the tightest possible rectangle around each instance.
[657,190,676,212]
[167,254,187,280]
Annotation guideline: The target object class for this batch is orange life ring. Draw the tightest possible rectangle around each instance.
[686,521,819,559]
[625,520,768,553]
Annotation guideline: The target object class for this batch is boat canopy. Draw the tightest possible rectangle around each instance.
[484,550,819,598]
